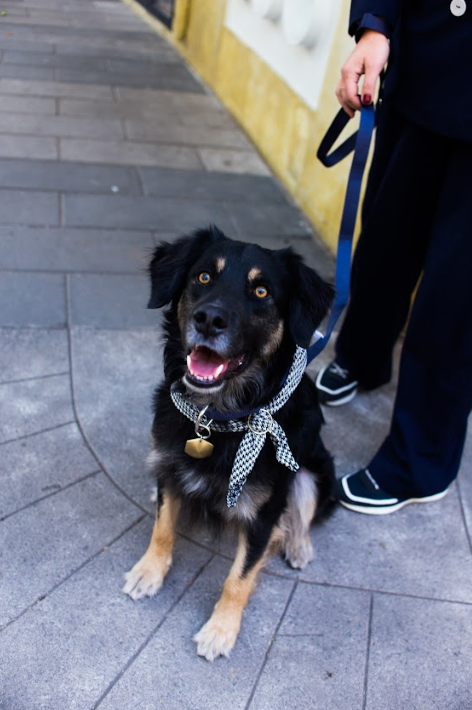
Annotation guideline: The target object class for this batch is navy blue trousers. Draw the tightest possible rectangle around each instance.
[335,108,472,498]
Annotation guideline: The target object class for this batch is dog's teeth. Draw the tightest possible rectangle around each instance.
[214,364,225,379]
[187,355,192,371]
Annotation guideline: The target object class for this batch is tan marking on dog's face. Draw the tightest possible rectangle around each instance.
[262,320,284,357]
[248,267,262,282]
[215,257,226,273]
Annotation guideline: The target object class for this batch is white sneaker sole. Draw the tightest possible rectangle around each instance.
[322,389,358,407]
[339,488,449,515]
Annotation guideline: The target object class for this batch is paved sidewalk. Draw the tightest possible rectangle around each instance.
[0,1,472,708]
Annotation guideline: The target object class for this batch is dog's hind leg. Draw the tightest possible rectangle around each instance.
[194,522,274,662]
[280,467,317,570]
[122,491,181,600]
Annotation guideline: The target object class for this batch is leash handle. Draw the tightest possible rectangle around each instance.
[307,102,376,364]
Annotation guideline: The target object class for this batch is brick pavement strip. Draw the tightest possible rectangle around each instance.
[60,138,203,169]
[0,160,142,195]
[0,135,57,160]
[0,112,124,139]
[0,226,153,272]
[0,78,115,99]
[0,272,65,327]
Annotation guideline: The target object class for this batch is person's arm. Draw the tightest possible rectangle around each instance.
[336,29,390,117]
[337,2,403,118]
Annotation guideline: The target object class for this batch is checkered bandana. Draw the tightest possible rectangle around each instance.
[170,346,308,507]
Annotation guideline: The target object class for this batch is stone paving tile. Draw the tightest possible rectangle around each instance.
[267,487,472,603]
[366,594,472,710]
[227,202,312,237]
[0,188,59,225]
[0,112,124,139]
[61,138,203,169]
[98,556,295,710]
[0,374,73,444]
[56,66,204,92]
[70,328,160,512]
[198,147,272,176]
[0,473,141,627]
[126,121,251,149]
[0,39,56,54]
[0,64,55,81]
[0,422,98,519]
[139,166,286,203]
[116,86,221,110]
[59,95,235,128]
[0,77,115,99]
[0,95,56,114]
[0,522,212,710]
[0,159,141,194]
[69,273,157,328]
[458,427,472,541]
[2,49,108,69]
[0,272,65,327]
[56,42,177,60]
[63,194,234,233]
[0,226,152,272]
[0,134,57,160]
[0,328,68,383]
[249,583,371,710]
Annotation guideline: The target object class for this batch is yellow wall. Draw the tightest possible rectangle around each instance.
[122,0,360,254]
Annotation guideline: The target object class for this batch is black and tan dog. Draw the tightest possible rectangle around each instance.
[123,226,335,661]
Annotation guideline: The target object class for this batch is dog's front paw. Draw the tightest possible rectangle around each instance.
[122,553,171,600]
[193,614,240,662]
[285,535,314,570]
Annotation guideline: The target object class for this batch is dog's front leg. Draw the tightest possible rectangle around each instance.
[194,521,274,662]
[123,491,180,600]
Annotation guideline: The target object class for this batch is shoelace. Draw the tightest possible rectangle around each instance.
[330,362,350,379]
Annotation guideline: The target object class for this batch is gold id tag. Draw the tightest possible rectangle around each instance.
[184,406,214,459]
[184,437,214,459]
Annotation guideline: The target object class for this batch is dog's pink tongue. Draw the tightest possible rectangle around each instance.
[188,349,229,379]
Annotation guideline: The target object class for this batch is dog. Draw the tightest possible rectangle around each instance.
[123,226,336,661]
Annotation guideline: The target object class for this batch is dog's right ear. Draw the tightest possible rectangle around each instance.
[148,226,228,308]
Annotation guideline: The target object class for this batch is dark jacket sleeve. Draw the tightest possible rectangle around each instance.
[349,1,404,35]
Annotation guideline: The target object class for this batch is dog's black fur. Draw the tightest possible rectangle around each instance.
[124,226,336,660]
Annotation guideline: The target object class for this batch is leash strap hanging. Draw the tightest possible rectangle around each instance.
[307,102,376,364]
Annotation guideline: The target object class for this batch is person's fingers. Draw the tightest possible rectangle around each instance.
[361,67,378,105]
[335,84,353,118]
[336,74,360,118]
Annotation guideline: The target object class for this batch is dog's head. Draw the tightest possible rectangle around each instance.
[148,226,333,410]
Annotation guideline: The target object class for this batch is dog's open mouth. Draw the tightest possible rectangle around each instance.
[186,346,246,387]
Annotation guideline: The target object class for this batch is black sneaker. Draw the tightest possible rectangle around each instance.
[315,361,358,406]
[336,468,448,515]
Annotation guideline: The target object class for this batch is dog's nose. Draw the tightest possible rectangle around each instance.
[193,305,229,337]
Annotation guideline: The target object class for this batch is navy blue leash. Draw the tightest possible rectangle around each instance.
[307,102,376,364]
[205,103,376,422]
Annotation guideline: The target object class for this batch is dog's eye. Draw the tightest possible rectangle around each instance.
[255,286,269,299]
[198,272,211,285]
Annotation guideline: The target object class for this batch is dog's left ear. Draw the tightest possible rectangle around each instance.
[148,225,228,308]
[281,249,335,348]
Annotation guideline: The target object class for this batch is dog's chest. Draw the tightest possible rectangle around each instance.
[149,443,272,524]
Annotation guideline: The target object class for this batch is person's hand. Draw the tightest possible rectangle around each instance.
[336,30,390,118]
